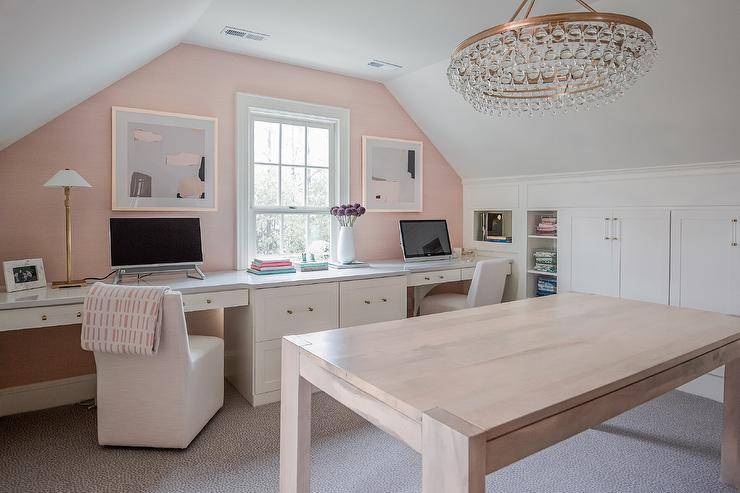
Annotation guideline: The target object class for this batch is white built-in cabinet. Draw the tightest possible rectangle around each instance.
[558,208,670,304]
[225,276,407,406]
[670,209,740,315]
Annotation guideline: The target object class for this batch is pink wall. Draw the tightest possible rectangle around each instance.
[0,43,462,388]
[0,43,462,283]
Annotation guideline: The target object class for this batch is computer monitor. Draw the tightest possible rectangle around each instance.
[399,220,452,262]
[109,218,204,269]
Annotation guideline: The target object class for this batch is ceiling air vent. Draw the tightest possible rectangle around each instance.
[368,59,403,69]
[220,26,270,41]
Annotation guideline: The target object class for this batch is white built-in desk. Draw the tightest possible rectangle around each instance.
[0,257,510,409]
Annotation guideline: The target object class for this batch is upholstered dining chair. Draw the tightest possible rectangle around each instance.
[419,258,510,315]
[93,290,223,448]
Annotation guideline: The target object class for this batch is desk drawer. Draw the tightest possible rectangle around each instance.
[182,289,248,312]
[407,269,461,287]
[339,276,406,327]
[253,283,338,342]
[0,303,84,331]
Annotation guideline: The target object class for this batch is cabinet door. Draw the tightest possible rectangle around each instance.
[614,209,670,304]
[670,209,739,315]
[559,209,617,296]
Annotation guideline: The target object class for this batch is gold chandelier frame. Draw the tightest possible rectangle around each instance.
[452,0,654,57]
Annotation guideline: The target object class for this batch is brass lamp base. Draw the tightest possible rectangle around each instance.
[51,279,86,289]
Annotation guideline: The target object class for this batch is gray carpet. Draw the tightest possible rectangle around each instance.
[0,384,734,493]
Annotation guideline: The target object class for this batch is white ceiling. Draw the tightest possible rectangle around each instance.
[387,0,740,179]
[2,0,739,181]
[184,0,589,81]
[0,0,213,151]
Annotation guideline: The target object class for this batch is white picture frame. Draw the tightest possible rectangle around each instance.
[112,106,218,211]
[362,136,423,212]
[3,258,47,292]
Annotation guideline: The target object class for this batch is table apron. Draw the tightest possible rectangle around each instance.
[298,352,422,452]
[484,338,740,474]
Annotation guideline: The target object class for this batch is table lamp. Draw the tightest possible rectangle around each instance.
[43,169,92,288]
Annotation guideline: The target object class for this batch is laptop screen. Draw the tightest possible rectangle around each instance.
[399,220,452,260]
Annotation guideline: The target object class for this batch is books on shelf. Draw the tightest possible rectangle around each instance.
[536,277,557,297]
[295,261,328,272]
[248,258,296,275]
[532,249,557,274]
[328,260,367,269]
[535,215,557,236]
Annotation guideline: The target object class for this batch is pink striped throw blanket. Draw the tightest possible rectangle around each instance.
[81,283,170,355]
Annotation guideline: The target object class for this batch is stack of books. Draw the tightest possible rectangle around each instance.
[295,260,328,272]
[247,258,296,275]
[532,249,557,273]
[536,216,557,236]
[537,277,557,297]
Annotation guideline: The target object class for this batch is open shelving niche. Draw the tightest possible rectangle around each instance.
[526,210,558,298]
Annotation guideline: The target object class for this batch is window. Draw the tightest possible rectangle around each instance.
[236,94,349,267]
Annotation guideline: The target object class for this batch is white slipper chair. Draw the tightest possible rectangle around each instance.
[420,259,510,315]
[93,291,224,448]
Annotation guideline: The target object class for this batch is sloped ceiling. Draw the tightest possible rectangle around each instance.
[386,0,740,179]
[2,0,739,181]
[0,0,213,151]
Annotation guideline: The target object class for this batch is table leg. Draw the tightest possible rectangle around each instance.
[422,409,486,493]
[722,359,740,488]
[280,339,312,493]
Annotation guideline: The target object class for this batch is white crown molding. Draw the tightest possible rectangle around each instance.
[462,160,740,188]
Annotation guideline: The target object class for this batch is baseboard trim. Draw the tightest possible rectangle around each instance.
[0,374,96,417]
[678,373,724,402]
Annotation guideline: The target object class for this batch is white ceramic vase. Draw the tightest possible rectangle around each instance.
[337,226,356,264]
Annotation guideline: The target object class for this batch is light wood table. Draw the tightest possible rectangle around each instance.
[279,293,740,493]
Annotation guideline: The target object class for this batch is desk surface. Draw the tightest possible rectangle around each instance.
[0,257,486,311]
[295,292,740,440]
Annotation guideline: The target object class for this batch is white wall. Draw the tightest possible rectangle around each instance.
[387,0,740,179]
[465,161,740,401]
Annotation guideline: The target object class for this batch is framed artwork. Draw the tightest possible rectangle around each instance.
[3,258,46,292]
[112,106,218,211]
[362,136,423,212]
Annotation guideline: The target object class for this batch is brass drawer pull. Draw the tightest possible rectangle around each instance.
[41,314,48,321]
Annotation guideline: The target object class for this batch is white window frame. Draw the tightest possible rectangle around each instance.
[236,93,350,268]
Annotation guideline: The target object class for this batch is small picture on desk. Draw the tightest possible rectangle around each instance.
[3,258,47,293]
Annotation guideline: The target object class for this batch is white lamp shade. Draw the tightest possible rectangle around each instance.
[43,169,92,188]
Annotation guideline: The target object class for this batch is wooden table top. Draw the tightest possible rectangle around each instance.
[296,293,740,439]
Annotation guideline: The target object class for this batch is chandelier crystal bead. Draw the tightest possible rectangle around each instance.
[447,0,657,116]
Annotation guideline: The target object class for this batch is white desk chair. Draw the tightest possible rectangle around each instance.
[419,259,509,315]
[93,291,224,448]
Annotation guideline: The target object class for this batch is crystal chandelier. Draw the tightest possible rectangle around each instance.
[447,0,657,116]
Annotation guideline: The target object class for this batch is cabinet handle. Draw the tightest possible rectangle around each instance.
[439,275,445,279]
[41,314,47,321]
[307,306,314,312]
[733,219,738,247]
[424,276,430,281]
[286,309,294,315]
[206,299,212,304]
[604,218,610,240]
[611,217,619,241]
[381,298,388,303]
[364,300,371,304]
[76,312,82,318]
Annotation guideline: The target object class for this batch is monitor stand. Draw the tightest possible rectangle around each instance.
[113,264,206,284]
